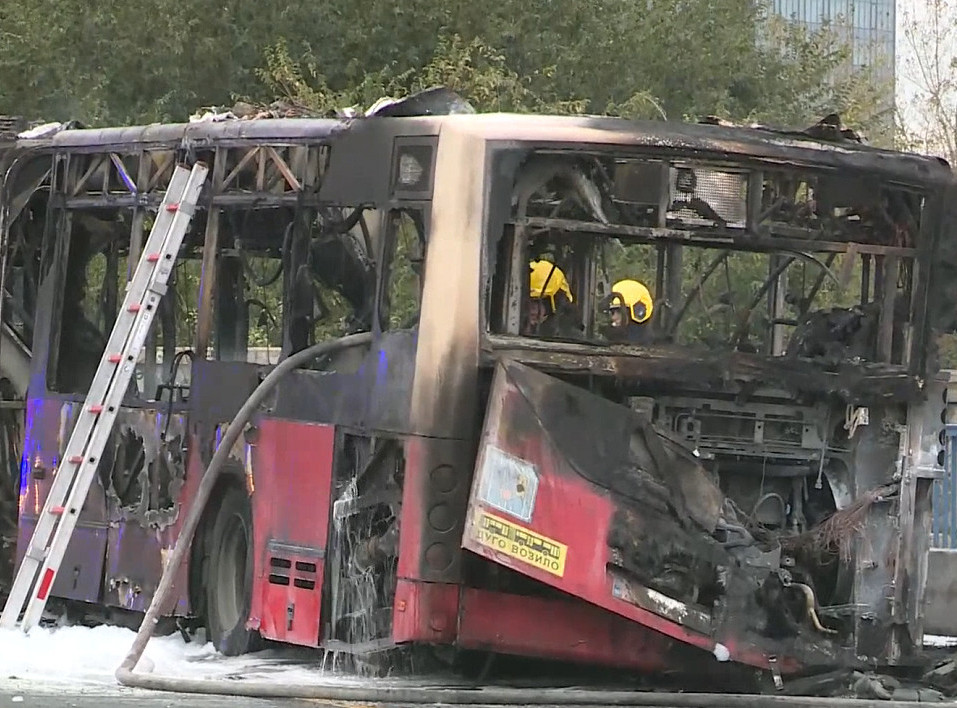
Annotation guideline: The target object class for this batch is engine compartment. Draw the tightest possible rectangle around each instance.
[462,359,927,672]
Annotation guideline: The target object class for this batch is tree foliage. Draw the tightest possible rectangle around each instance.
[0,0,885,135]
[895,1,957,366]
[254,2,886,131]
[753,16,891,135]
[257,35,588,117]
[897,0,957,167]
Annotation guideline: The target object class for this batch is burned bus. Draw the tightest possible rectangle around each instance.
[2,91,956,680]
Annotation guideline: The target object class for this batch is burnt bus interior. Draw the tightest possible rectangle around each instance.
[479,143,955,663]
[488,149,929,364]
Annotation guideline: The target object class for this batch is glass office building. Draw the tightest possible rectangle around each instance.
[769,1,896,106]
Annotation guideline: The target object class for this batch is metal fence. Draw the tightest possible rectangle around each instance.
[932,426,957,548]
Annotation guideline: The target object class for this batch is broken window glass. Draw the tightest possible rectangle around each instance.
[151,251,203,403]
[3,193,47,349]
[381,209,426,331]
[51,212,128,395]
[300,207,374,362]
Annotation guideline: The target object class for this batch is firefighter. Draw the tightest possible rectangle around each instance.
[524,260,582,339]
[602,278,654,344]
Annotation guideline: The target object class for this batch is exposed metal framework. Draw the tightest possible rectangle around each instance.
[52,143,329,209]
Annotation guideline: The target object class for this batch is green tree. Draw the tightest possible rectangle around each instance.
[257,35,587,116]
[0,0,338,124]
[253,0,885,130]
[748,15,892,137]
[896,0,956,165]
[1,0,885,135]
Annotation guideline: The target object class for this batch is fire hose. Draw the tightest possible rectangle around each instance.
[116,332,937,707]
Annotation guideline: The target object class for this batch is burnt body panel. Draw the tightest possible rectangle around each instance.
[189,360,271,427]
[247,417,336,647]
[318,119,437,206]
[570,115,951,185]
[16,396,189,609]
[269,370,368,428]
[104,522,178,612]
[16,518,106,604]
[463,361,850,672]
[266,330,418,434]
[11,115,949,190]
[927,183,957,338]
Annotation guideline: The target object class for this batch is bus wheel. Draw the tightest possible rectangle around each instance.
[205,485,261,656]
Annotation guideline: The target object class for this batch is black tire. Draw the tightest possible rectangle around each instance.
[205,485,261,656]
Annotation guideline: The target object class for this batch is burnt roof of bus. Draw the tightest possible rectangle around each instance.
[4,112,954,188]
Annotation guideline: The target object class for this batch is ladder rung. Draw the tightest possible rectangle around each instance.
[25,547,46,563]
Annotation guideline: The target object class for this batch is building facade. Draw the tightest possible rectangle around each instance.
[769,0,896,111]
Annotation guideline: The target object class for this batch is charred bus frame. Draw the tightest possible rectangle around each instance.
[1,104,955,679]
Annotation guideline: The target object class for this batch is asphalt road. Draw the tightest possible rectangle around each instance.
[0,693,735,708]
[4,684,957,708]
[0,690,686,708]
[0,687,321,707]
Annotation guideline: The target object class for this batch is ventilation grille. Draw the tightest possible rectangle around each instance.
[670,168,747,227]
[268,555,318,590]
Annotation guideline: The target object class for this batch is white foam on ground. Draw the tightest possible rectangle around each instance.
[0,624,371,695]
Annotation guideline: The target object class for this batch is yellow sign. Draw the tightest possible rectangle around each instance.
[473,510,567,577]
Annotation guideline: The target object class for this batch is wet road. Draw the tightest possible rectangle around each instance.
[0,690,672,708]
[3,686,956,708]
[0,688,317,707]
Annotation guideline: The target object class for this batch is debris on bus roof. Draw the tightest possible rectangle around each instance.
[186,87,476,124]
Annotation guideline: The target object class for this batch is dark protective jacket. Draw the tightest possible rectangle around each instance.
[603,320,653,344]
[536,302,585,341]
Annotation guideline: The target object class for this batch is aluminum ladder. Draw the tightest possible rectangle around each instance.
[0,162,208,633]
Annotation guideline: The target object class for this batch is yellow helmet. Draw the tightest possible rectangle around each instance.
[529,260,574,311]
[608,279,653,324]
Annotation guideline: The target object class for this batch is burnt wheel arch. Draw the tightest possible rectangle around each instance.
[188,469,241,621]
[202,482,262,656]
